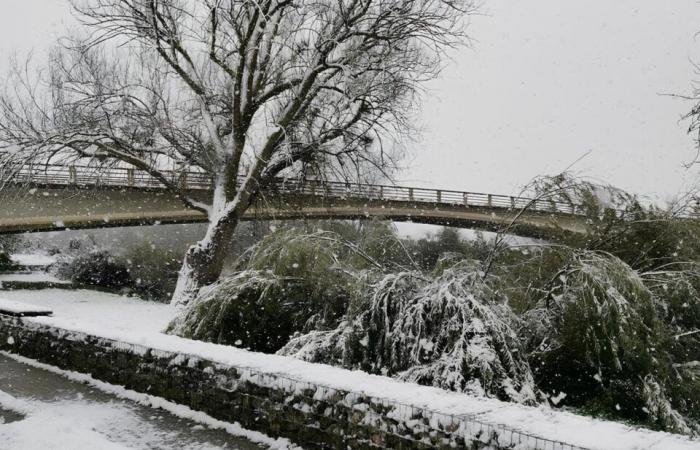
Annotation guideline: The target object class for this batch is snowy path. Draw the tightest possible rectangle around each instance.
[1,289,699,450]
[0,354,265,450]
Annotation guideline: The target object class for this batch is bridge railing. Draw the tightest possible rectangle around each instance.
[271,177,582,216]
[12,164,699,219]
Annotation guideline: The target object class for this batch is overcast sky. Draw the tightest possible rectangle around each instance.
[400,0,700,204]
[2,0,700,206]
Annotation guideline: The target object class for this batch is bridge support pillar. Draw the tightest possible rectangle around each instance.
[408,188,414,201]
[436,190,442,203]
[68,166,77,184]
[127,169,135,186]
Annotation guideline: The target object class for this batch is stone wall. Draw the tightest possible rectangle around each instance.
[0,315,567,449]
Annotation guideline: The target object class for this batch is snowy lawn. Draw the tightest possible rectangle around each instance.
[10,253,57,268]
[1,288,699,450]
[0,298,52,316]
[0,272,70,285]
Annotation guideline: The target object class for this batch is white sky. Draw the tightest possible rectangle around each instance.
[401,0,700,204]
[2,0,700,206]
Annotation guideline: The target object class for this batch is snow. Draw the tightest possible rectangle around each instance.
[0,272,69,284]
[0,298,53,316]
[10,253,57,267]
[1,288,699,450]
[0,353,297,450]
[0,390,32,416]
[0,289,170,336]
[0,400,133,450]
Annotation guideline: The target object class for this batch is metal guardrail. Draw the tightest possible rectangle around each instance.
[8,164,588,216]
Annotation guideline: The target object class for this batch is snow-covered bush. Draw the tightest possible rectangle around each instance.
[0,235,21,254]
[642,375,696,435]
[58,250,131,290]
[521,250,695,431]
[52,239,185,301]
[644,268,700,426]
[166,218,700,434]
[168,271,295,351]
[0,252,18,273]
[593,214,700,273]
[647,268,700,348]
[123,243,181,302]
[168,228,370,352]
[280,260,540,405]
[0,236,20,273]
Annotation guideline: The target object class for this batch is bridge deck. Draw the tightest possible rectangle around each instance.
[0,164,689,236]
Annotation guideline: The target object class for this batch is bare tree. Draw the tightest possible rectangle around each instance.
[0,0,472,305]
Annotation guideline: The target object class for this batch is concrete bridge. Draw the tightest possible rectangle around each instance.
[0,165,592,238]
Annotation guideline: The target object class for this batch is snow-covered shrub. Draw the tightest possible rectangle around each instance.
[0,235,21,254]
[58,250,131,290]
[521,250,691,429]
[494,246,568,314]
[168,271,295,351]
[346,221,417,270]
[594,214,700,273]
[123,242,181,302]
[647,268,700,349]
[0,236,20,273]
[644,268,700,425]
[642,375,696,435]
[0,252,18,273]
[281,260,540,404]
[168,228,369,352]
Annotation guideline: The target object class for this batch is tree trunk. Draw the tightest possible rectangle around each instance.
[171,214,238,307]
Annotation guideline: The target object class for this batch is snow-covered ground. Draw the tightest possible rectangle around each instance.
[10,253,57,268]
[1,289,699,450]
[0,354,279,450]
[1,252,68,287]
[0,272,69,285]
[0,298,52,316]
